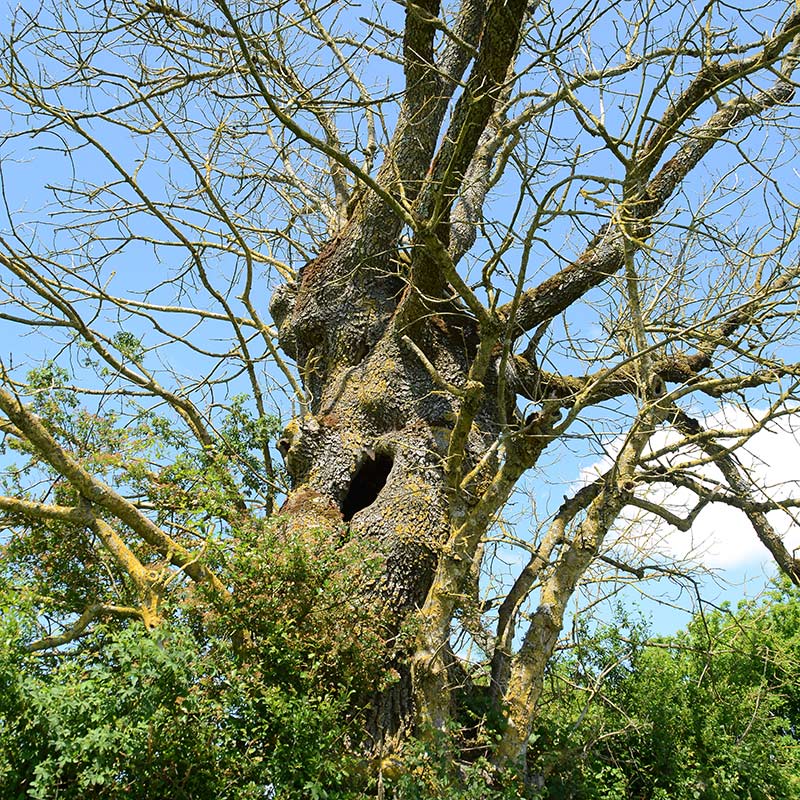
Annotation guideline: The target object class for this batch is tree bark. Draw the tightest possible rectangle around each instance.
[269,203,510,742]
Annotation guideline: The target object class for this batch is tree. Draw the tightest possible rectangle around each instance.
[1,0,800,791]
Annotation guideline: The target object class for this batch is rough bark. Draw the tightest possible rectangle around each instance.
[261,7,800,757]
[270,215,507,741]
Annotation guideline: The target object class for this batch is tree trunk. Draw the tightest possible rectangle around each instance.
[269,210,503,744]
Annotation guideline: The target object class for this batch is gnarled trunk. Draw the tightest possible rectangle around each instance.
[269,212,504,744]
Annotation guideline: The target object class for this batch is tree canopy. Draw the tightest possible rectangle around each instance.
[1,0,800,794]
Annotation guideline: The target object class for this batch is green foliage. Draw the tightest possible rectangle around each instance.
[219,394,284,495]
[0,622,237,800]
[8,362,284,519]
[0,365,288,624]
[3,363,799,798]
[386,732,524,800]
[530,583,800,800]
[25,362,78,421]
[222,519,385,694]
[3,561,799,799]
[0,522,384,800]
[112,332,145,363]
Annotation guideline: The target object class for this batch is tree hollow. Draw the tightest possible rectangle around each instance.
[340,453,394,522]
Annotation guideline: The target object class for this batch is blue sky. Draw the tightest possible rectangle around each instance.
[1,0,799,641]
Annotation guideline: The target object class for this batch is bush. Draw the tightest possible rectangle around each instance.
[0,520,384,800]
[530,582,800,799]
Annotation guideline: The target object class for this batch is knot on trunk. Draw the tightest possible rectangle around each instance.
[277,415,324,483]
[269,279,298,358]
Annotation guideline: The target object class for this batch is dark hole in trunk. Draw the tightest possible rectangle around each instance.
[340,453,394,522]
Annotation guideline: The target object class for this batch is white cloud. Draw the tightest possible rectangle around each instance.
[584,405,800,570]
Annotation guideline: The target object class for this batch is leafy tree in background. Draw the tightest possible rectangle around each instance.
[1,0,800,793]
